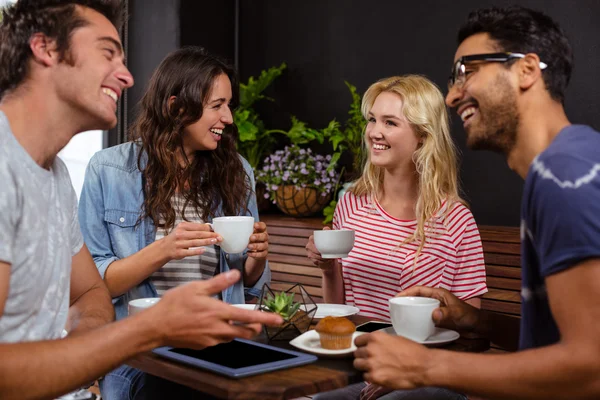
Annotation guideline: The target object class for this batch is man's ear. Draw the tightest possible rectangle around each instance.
[518,53,544,91]
[29,33,59,67]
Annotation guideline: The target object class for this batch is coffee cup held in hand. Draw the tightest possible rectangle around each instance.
[388,296,440,341]
[313,229,355,258]
[208,216,254,254]
[129,297,160,316]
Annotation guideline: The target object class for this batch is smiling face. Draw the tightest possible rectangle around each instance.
[52,6,134,131]
[445,33,520,155]
[365,91,421,173]
[181,73,233,155]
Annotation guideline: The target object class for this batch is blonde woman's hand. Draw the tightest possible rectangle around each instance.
[306,226,335,272]
[247,222,269,260]
[162,221,222,261]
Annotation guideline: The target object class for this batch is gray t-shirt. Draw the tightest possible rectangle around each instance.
[0,111,83,342]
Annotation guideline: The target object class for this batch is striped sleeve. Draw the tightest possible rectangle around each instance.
[333,191,352,230]
[446,203,488,300]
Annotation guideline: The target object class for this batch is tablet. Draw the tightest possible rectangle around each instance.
[152,338,318,378]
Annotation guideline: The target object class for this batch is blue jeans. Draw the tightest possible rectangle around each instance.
[99,365,147,400]
[312,382,468,400]
[99,364,220,400]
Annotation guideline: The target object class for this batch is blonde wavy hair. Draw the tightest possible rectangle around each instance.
[350,75,466,259]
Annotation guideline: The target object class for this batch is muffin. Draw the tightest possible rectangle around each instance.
[314,316,356,349]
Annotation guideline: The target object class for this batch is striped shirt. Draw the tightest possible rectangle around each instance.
[334,192,487,321]
[152,193,219,296]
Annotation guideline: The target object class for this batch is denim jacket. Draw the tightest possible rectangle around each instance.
[78,142,270,320]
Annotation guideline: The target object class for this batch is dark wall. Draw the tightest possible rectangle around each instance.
[127,0,180,124]
[238,0,600,226]
[180,0,236,64]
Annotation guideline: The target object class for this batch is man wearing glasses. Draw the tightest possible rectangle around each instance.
[353,6,600,399]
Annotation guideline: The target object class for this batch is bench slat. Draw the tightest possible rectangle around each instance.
[486,276,522,291]
[481,299,521,315]
[269,282,324,299]
[481,241,521,255]
[269,262,322,277]
[486,265,522,279]
[484,253,521,267]
[268,226,318,238]
[269,244,307,257]
[269,253,315,267]
[269,235,309,247]
[483,289,521,303]
[271,272,323,287]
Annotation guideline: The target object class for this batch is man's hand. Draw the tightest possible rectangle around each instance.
[247,222,269,260]
[397,286,479,331]
[360,383,393,400]
[145,269,283,349]
[354,332,431,391]
[306,226,334,272]
[162,221,222,261]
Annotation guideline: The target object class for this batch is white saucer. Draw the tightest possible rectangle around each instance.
[314,304,360,319]
[381,326,460,346]
[289,330,365,358]
[231,304,258,310]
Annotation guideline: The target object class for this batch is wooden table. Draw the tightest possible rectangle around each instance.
[127,315,489,399]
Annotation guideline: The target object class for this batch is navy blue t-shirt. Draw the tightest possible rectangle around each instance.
[520,124,600,350]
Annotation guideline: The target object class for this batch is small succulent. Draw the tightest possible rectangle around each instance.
[263,291,301,321]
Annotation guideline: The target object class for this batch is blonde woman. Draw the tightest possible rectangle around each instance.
[307,75,486,400]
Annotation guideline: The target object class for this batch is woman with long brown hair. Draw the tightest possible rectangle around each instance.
[78,46,270,399]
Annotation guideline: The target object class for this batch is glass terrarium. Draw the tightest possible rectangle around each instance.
[257,283,317,341]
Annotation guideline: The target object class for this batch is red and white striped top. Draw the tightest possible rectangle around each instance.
[333,192,487,321]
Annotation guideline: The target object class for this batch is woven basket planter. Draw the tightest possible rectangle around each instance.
[274,185,331,217]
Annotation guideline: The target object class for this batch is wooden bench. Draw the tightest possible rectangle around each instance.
[262,214,522,351]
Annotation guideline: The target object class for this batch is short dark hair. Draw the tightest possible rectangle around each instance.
[0,0,125,99]
[457,6,573,103]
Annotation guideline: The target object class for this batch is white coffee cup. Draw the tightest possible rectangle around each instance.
[313,229,355,258]
[208,216,255,254]
[388,296,440,341]
[128,297,160,316]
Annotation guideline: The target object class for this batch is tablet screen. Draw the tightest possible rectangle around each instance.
[168,340,297,369]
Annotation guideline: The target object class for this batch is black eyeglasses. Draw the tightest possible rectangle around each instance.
[448,52,548,90]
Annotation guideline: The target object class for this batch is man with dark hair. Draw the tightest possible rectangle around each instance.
[353,6,600,399]
[0,1,281,399]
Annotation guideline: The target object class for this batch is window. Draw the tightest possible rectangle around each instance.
[58,131,105,199]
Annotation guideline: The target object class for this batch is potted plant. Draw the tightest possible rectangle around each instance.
[321,82,366,223]
[257,144,340,217]
[258,284,317,341]
[234,63,288,210]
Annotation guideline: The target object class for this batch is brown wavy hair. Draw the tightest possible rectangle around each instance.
[130,46,250,230]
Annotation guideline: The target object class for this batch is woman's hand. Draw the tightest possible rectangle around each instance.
[162,221,222,261]
[247,222,269,260]
[306,227,335,272]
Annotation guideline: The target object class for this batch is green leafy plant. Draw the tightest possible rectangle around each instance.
[325,82,365,178]
[262,291,301,321]
[319,82,365,224]
[234,63,288,169]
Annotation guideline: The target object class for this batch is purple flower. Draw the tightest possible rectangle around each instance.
[256,143,341,199]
